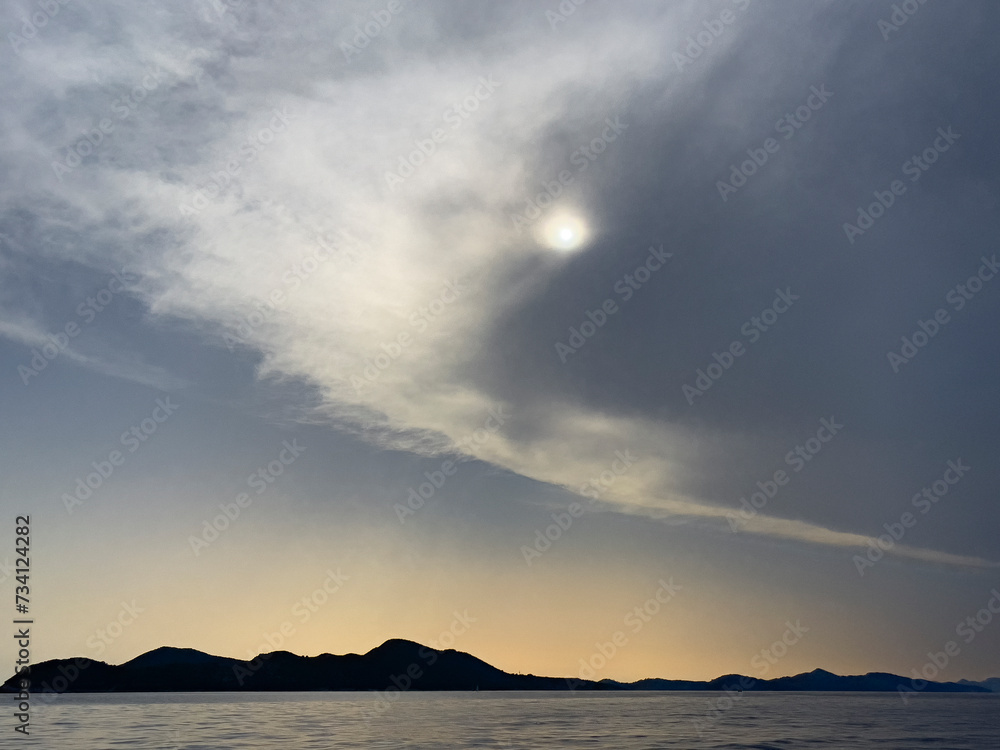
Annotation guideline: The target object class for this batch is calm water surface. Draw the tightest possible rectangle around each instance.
[27,691,1000,748]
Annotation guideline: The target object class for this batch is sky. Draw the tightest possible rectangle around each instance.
[1,0,999,685]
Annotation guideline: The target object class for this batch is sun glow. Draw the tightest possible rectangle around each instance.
[537,212,590,251]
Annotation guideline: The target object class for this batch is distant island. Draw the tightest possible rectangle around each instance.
[3,639,997,695]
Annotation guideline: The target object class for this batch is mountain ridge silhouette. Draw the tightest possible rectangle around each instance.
[3,639,994,694]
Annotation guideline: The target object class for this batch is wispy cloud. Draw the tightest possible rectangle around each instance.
[1,0,993,572]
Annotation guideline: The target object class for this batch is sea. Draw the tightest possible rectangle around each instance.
[21,691,1000,748]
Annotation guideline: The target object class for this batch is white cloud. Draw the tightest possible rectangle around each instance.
[1,0,991,570]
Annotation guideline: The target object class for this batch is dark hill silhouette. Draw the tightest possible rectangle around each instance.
[122,646,231,669]
[2,639,991,694]
[959,677,1000,692]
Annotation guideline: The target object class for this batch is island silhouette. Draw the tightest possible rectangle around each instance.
[3,639,995,694]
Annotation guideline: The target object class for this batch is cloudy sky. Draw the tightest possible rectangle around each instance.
[2,0,999,683]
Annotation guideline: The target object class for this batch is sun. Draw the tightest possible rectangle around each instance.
[537,212,590,251]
